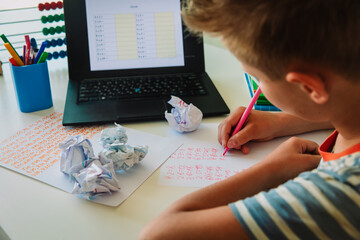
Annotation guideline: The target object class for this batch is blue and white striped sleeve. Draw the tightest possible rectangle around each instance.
[229,154,360,240]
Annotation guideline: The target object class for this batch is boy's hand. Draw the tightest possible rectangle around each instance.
[262,137,321,185]
[218,107,333,154]
[218,107,281,154]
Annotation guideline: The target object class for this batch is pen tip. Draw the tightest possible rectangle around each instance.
[223,148,229,156]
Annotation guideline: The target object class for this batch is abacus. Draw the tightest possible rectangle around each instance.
[0,1,67,64]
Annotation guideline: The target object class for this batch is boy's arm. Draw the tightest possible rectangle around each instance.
[139,205,249,240]
[219,108,333,153]
[139,160,272,240]
[140,137,321,240]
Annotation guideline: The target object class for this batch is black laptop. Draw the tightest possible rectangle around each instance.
[62,0,229,126]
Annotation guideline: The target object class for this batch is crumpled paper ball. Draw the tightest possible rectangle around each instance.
[72,160,120,200]
[165,96,203,133]
[59,124,149,200]
[100,123,128,147]
[99,141,148,171]
[59,135,95,176]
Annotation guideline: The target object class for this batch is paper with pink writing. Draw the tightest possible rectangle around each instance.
[159,123,332,188]
[159,142,260,187]
[159,123,263,187]
[0,112,182,206]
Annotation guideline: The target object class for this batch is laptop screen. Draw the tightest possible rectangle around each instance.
[85,0,185,72]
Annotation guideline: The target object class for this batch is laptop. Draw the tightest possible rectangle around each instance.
[62,0,229,126]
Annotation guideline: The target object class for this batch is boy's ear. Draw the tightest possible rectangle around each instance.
[285,72,329,104]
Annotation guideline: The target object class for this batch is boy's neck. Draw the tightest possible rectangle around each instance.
[333,132,360,153]
[331,103,360,153]
[329,79,360,153]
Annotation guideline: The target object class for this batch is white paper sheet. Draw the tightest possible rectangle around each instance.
[0,113,182,206]
[159,123,333,188]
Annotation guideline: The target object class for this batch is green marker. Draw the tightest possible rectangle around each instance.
[37,51,48,64]
[0,34,21,60]
[256,99,273,105]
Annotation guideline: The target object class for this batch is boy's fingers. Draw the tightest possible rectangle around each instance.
[298,139,320,155]
[300,154,322,170]
[218,119,241,147]
[240,145,250,154]
[218,107,247,148]
[227,128,252,149]
[218,123,223,145]
[218,122,231,147]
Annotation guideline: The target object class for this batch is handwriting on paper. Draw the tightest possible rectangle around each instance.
[163,164,241,182]
[159,144,258,188]
[0,112,106,177]
[170,146,226,161]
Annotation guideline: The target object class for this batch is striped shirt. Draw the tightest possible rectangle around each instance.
[229,140,360,239]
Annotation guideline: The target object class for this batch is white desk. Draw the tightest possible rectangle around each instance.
[0,44,250,240]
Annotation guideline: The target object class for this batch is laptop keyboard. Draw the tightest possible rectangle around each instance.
[78,74,208,102]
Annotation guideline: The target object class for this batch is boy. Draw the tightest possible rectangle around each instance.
[139,1,360,239]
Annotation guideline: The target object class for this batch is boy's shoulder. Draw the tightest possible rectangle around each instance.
[318,150,360,171]
[315,150,360,188]
[230,151,360,239]
[318,151,360,177]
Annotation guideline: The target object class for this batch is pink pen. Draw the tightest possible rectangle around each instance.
[25,35,31,65]
[223,86,262,155]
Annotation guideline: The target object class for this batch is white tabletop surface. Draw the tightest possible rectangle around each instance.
[0,44,251,240]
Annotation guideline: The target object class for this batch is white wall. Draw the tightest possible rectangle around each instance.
[0,0,44,9]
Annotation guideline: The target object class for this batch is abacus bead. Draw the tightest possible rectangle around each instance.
[57,1,63,9]
[49,27,56,35]
[51,2,57,9]
[51,39,57,47]
[54,14,60,22]
[47,52,53,60]
[53,51,59,59]
[57,38,63,46]
[46,40,52,48]
[55,26,62,33]
[60,13,64,21]
[44,2,51,10]
[41,16,48,23]
[43,28,50,35]
[38,3,45,11]
[59,50,66,58]
[47,15,54,23]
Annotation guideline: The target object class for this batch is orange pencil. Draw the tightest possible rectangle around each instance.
[4,43,24,66]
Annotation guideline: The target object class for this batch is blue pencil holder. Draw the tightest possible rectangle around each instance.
[10,62,53,113]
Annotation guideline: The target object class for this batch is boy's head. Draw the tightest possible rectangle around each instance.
[182,0,360,83]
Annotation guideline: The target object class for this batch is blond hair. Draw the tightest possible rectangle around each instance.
[182,0,360,81]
